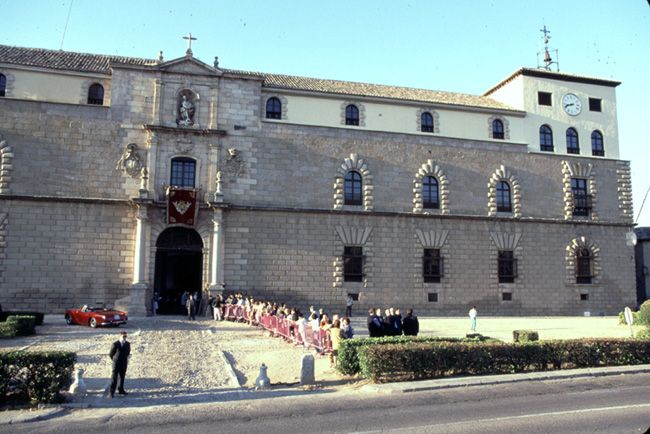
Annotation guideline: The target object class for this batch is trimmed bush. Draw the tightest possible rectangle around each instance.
[337,335,498,376]
[637,328,650,339]
[0,311,44,326]
[637,300,650,326]
[0,321,19,339]
[0,351,76,405]
[513,330,539,342]
[356,338,650,382]
[618,309,639,325]
[6,315,36,336]
[465,333,497,342]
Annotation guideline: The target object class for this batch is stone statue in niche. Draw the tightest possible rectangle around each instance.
[115,143,144,178]
[177,91,196,127]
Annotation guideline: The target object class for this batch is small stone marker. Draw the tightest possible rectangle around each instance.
[68,368,87,397]
[300,354,315,385]
[255,363,271,389]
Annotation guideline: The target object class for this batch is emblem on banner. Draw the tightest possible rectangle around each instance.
[172,200,191,215]
[166,187,198,225]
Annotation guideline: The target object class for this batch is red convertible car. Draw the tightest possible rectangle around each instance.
[64,305,128,328]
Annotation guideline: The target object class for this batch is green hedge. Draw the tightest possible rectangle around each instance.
[0,311,44,326]
[618,310,639,325]
[638,300,650,326]
[6,315,36,336]
[0,351,76,405]
[337,335,496,376]
[356,338,650,382]
[0,321,19,339]
[513,330,539,342]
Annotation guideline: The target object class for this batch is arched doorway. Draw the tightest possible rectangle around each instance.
[154,227,203,314]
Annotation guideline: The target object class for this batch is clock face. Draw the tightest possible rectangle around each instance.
[562,93,582,116]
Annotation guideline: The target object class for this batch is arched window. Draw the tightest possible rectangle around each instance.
[591,130,604,156]
[265,97,282,119]
[344,170,362,205]
[422,176,439,209]
[421,112,434,133]
[576,248,593,284]
[170,157,196,188]
[539,124,554,152]
[566,128,579,154]
[496,181,512,212]
[345,104,359,126]
[87,83,104,105]
[0,74,6,97]
[492,119,504,139]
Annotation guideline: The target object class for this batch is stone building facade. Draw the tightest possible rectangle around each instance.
[0,44,636,315]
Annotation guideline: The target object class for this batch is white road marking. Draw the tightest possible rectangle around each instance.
[351,402,650,433]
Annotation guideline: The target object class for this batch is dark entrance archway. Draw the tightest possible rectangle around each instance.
[154,227,203,315]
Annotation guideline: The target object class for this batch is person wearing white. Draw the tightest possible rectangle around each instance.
[469,306,477,331]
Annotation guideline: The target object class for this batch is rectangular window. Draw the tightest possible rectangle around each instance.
[589,98,602,112]
[428,292,438,302]
[498,250,517,283]
[576,256,593,284]
[343,246,364,282]
[422,249,443,283]
[347,293,359,301]
[571,178,591,217]
[580,293,589,301]
[538,92,552,106]
[502,292,512,301]
[170,159,196,188]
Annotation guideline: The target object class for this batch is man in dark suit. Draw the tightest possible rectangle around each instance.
[108,331,131,398]
[402,309,419,336]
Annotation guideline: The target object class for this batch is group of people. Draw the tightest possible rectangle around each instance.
[207,292,356,366]
[367,307,420,337]
[181,291,205,320]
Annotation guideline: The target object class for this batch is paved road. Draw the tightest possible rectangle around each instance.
[5,373,650,433]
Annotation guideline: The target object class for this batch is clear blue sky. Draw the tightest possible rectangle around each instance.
[2,0,649,226]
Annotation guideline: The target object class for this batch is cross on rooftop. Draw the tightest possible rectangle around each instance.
[183,33,197,56]
[540,25,551,44]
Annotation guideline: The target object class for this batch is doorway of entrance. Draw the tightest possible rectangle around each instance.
[154,227,203,315]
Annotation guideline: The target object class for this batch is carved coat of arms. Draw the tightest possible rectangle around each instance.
[223,148,245,181]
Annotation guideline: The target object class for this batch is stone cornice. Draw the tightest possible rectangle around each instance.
[143,124,227,136]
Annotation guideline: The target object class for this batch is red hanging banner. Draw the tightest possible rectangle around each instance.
[167,187,198,225]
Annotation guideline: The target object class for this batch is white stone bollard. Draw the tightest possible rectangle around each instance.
[68,368,87,397]
[255,363,271,389]
[300,354,315,385]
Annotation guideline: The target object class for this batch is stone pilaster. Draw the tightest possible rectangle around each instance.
[128,200,151,316]
[208,205,226,295]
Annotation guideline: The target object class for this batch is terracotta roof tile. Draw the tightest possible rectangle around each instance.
[0,44,157,74]
[258,73,514,110]
[0,45,514,110]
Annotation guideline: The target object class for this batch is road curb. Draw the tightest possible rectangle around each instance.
[360,364,650,394]
[0,406,68,425]
[219,350,243,389]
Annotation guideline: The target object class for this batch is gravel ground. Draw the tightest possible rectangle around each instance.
[1,315,346,406]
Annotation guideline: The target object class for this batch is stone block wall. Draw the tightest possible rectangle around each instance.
[220,122,630,224]
[0,98,138,199]
[0,200,134,313]
[222,209,636,315]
